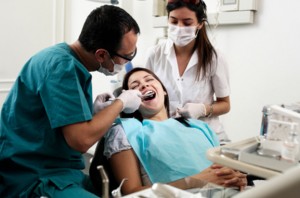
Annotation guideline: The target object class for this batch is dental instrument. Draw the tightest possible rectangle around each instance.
[108,91,155,101]
[111,178,128,198]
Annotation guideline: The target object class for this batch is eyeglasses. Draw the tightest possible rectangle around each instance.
[111,48,137,62]
[168,0,200,5]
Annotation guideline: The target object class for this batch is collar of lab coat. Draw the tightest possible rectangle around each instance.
[164,39,198,73]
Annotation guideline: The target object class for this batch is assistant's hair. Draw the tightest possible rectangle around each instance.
[167,0,217,81]
[120,67,170,121]
[78,5,140,54]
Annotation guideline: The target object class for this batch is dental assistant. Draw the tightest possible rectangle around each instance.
[145,0,231,144]
[0,5,141,198]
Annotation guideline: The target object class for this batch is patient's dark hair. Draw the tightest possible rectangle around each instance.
[121,67,190,126]
[120,67,169,121]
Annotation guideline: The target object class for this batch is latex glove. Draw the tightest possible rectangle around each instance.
[93,92,115,114]
[177,103,206,119]
[117,89,142,113]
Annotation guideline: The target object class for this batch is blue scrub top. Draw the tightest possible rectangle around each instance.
[0,43,93,197]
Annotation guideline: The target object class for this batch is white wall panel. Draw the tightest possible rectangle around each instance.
[0,0,65,108]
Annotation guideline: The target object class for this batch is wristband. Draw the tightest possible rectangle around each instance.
[206,104,213,118]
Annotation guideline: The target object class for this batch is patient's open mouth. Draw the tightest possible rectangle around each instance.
[142,90,156,101]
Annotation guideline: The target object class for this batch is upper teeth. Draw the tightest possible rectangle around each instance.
[145,90,153,95]
[142,91,154,100]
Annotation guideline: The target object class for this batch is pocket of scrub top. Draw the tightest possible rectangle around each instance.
[20,174,83,198]
[48,176,75,190]
[26,177,74,197]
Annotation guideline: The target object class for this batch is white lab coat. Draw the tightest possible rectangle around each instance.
[144,39,230,141]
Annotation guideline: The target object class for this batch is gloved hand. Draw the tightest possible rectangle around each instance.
[93,92,115,114]
[116,89,142,113]
[177,103,207,119]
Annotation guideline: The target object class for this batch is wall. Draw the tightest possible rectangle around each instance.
[1,0,300,142]
[209,0,300,141]
[119,0,300,142]
[0,0,65,108]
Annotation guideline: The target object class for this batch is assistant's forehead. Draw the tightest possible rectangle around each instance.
[169,7,197,20]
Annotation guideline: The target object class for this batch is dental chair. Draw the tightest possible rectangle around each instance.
[89,137,119,197]
[234,164,300,198]
[89,86,126,197]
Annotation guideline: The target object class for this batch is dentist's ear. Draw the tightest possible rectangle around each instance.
[95,49,107,62]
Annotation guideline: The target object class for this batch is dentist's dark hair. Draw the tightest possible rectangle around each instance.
[167,0,217,81]
[78,5,140,55]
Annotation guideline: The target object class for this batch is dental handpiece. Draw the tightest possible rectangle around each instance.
[140,91,154,100]
[108,91,154,101]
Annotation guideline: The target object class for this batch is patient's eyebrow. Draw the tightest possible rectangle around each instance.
[128,74,152,86]
[143,74,152,79]
[129,81,139,87]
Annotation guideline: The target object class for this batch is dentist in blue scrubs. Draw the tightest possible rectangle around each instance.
[0,5,141,198]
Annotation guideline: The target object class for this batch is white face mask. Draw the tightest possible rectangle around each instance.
[168,24,199,47]
[98,59,125,76]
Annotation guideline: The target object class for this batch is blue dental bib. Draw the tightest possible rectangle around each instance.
[117,118,219,183]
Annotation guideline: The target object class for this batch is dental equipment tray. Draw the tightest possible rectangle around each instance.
[238,142,298,172]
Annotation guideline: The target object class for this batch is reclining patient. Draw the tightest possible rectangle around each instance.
[103,67,247,195]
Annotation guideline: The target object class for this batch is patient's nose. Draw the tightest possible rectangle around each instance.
[140,83,149,90]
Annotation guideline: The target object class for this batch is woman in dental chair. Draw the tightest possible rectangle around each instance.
[102,67,247,195]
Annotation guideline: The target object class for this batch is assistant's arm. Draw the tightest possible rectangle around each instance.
[178,96,230,119]
[178,53,231,119]
[204,96,230,117]
[209,51,231,117]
